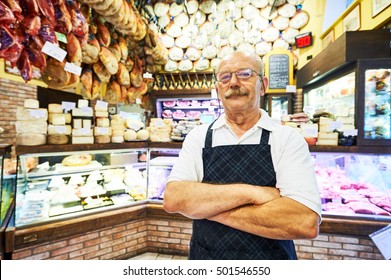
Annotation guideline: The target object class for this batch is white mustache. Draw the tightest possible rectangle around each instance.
[224,88,248,98]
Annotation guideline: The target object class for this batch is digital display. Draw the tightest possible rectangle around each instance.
[295,32,313,48]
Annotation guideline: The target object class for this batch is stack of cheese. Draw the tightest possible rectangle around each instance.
[94,102,111,144]
[71,100,94,144]
[148,118,173,142]
[317,117,338,146]
[124,118,150,141]
[15,99,48,146]
[110,114,126,143]
[47,103,72,144]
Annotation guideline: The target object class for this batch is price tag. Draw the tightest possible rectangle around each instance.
[81,106,93,114]
[96,127,110,135]
[62,101,75,112]
[329,121,342,130]
[286,85,296,93]
[54,126,67,133]
[343,129,358,136]
[55,32,67,44]
[29,109,47,118]
[370,224,391,260]
[143,72,153,79]
[64,62,82,76]
[42,41,67,62]
[96,100,108,110]
[136,98,142,104]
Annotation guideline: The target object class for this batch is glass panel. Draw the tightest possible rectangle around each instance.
[15,149,148,227]
[364,68,391,140]
[304,71,355,119]
[312,152,391,220]
[270,96,290,121]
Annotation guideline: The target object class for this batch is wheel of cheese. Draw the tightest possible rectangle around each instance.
[273,16,290,31]
[168,46,184,61]
[185,47,202,61]
[210,58,222,70]
[137,129,150,141]
[199,21,215,36]
[199,0,215,14]
[255,41,272,56]
[175,35,192,49]
[174,12,189,27]
[229,29,243,47]
[252,15,270,31]
[242,4,259,20]
[169,2,184,17]
[202,45,217,59]
[164,60,178,72]
[178,59,193,72]
[16,133,46,146]
[161,34,175,48]
[282,27,299,44]
[246,28,263,44]
[273,38,290,50]
[261,6,278,20]
[62,154,92,166]
[47,134,70,145]
[289,11,310,29]
[166,22,182,38]
[262,26,280,42]
[94,135,111,144]
[154,2,169,17]
[252,0,269,9]
[191,11,206,26]
[194,58,210,71]
[278,3,297,18]
[158,14,170,28]
[186,0,199,14]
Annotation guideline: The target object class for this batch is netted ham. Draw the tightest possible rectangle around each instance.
[0,1,17,24]
[53,0,72,34]
[0,25,23,67]
[36,0,55,26]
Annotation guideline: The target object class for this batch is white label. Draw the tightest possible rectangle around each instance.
[62,101,76,111]
[136,98,142,104]
[143,72,152,79]
[81,106,93,114]
[96,100,108,110]
[370,224,391,260]
[96,127,110,134]
[54,126,66,133]
[29,109,46,118]
[42,41,67,62]
[329,120,342,130]
[343,129,358,136]
[64,62,82,76]
[286,85,296,93]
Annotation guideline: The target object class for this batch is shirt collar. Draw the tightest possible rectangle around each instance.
[212,109,279,132]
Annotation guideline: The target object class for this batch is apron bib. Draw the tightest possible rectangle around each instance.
[189,123,297,260]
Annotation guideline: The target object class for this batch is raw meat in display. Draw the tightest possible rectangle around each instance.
[346,201,391,216]
[322,202,355,214]
[177,100,191,107]
[163,100,176,107]
[369,197,391,212]
[172,110,186,119]
[186,110,201,119]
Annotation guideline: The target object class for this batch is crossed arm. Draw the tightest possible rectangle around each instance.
[163,181,320,240]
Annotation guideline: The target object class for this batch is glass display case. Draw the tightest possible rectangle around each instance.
[0,144,15,226]
[15,147,148,228]
[311,151,391,221]
[155,97,222,124]
[263,94,293,121]
[303,71,355,120]
[358,59,391,145]
[147,148,179,201]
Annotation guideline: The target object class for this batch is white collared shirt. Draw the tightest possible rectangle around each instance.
[167,109,322,217]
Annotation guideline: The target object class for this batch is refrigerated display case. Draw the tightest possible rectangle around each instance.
[263,94,293,121]
[311,151,391,221]
[14,144,149,228]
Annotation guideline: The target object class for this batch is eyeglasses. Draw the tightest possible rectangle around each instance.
[216,68,262,84]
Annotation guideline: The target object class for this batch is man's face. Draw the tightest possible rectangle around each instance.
[215,53,267,114]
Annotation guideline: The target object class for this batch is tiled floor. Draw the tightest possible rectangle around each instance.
[128,252,188,260]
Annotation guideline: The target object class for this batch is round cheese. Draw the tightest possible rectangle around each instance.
[137,129,150,141]
[202,45,217,59]
[16,133,46,146]
[278,3,297,18]
[94,135,111,144]
[62,154,92,166]
[48,103,63,113]
[186,0,199,14]
[199,0,215,14]
[47,134,70,145]
[185,47,202,61]
[124,129,137,141]
[154,2,169,17]
[96,117,110,127]
[169,2,184,17]
[178,59,193,72]
[173,12,189,27]
[252,0,269,8]
[194,58,210,71]
[164,60,178,72]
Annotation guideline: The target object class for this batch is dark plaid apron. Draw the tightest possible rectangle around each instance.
[189,123,297,260]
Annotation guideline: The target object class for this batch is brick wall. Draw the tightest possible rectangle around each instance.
[0,78,37,149]
[10,216,384,260]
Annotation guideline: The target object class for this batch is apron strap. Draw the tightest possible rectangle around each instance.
[204,121,215,148]
[260,129,270,145]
